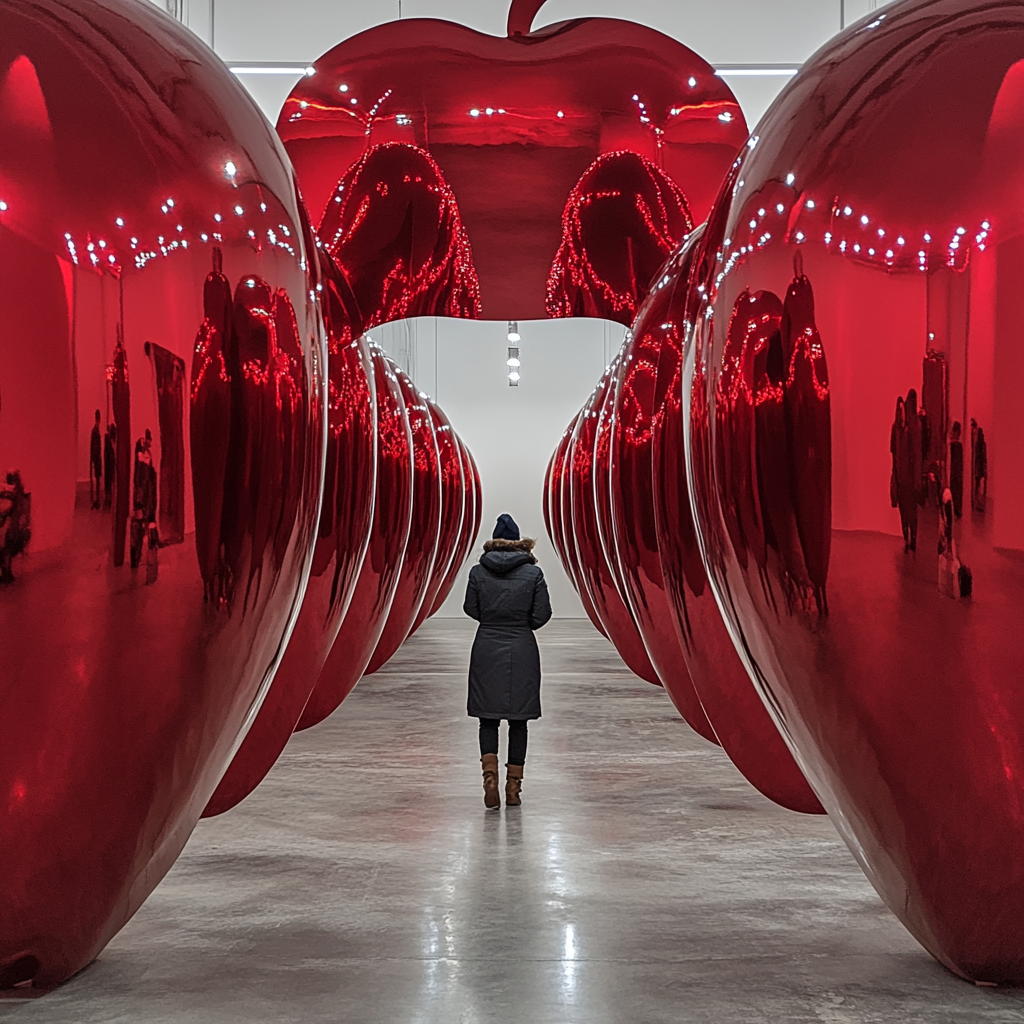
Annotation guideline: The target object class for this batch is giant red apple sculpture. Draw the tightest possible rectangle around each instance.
[277,0,747,322]
[684,0,1024,982]
[296,341,415,731]
[0,0,323,991]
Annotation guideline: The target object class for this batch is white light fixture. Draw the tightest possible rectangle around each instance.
[507,322,521,386]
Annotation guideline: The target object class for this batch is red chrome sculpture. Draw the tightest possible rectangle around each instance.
[609,239,717,742]
[685,0,1024,983]
[203,256,376,817]
[364,362,443,674]
[0,0,323,991]
[649,231,824,812]
[568,368,660,684]
[278,0,746,322]
[546,150,692,327]
[296,341,415,731]
[318,142,482,330]
[409,401,466,635]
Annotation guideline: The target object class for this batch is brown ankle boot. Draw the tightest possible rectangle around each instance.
[481,753,500,809]
[505,763,524,806]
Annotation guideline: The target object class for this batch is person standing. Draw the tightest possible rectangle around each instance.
[464,514,552,809]
[89,410,103,509]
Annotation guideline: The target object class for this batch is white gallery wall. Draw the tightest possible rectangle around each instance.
[147,0,895,616]
[372,317,624,617]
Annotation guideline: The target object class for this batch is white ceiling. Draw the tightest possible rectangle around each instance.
[156,0,894,126]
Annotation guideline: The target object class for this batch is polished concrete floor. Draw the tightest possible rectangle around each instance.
[4,619,1023,1023]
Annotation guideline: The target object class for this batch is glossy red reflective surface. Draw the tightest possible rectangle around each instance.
[569,368,659,683]
[650,230,823,811]
[364,362,443,674]
[278,0,746,321]
[296,341,413,731]
[427,435,479,616]
[547,150,692,327]
[609,243,716,740]
[318,142,481,330]
[685,0,1024,982]
[203,256,375,816]
[0,0,323,992]
[594,355,664,687]
[409,400,465,634]
[545,422,573,572]
[559,407,607,636]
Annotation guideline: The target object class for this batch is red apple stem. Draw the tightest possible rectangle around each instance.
[507,0,548,36]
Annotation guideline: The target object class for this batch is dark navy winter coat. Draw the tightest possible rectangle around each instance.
[464,540,552,720]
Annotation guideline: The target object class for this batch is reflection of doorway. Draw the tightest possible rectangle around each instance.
[146,342,186,546]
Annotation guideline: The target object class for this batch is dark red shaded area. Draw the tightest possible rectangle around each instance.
[296,341,414,731]
[203,253,375,818]
[279,4,746,320]
[608,240,716,739]
[686,0,1024,983]
[409,401,466,634]
[546,150,692,326]
[318,142,481,330]
[426,437,481,616]
[645,234,824,813]
[364,362,443,675]
[567,368,659,684]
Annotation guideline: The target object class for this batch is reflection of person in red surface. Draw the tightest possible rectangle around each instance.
[949,421,964,519]
[890,397,905,509]
[717,289,781,599]
[89,410,103,509]
[751,292,810,611]
[0,470,31,584]
[130,430,157,574]
[269,288,308,575]
[895,392,919,553]
[971,418,988,512]
[103,421,116,510]
[780,261,831,615]
[190,248,234,604]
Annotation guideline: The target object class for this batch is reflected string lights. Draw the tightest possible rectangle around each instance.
[546,150,693,327]
[682,0,1024,985]
[0,0,323,992]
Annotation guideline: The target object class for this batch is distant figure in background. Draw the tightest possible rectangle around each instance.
[89,409,103,509]
[949,421,964,518]
[103,421,117,510]
[464,513,552,809]
[130,430,158,572]
[0,471,31,583]
[889,396,904,510]
[971,419,988,513]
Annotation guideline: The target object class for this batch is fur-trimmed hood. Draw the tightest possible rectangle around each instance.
[479,537,537,575]
[483,537,536,554]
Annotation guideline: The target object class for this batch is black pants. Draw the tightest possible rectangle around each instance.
[479,718,528,766]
